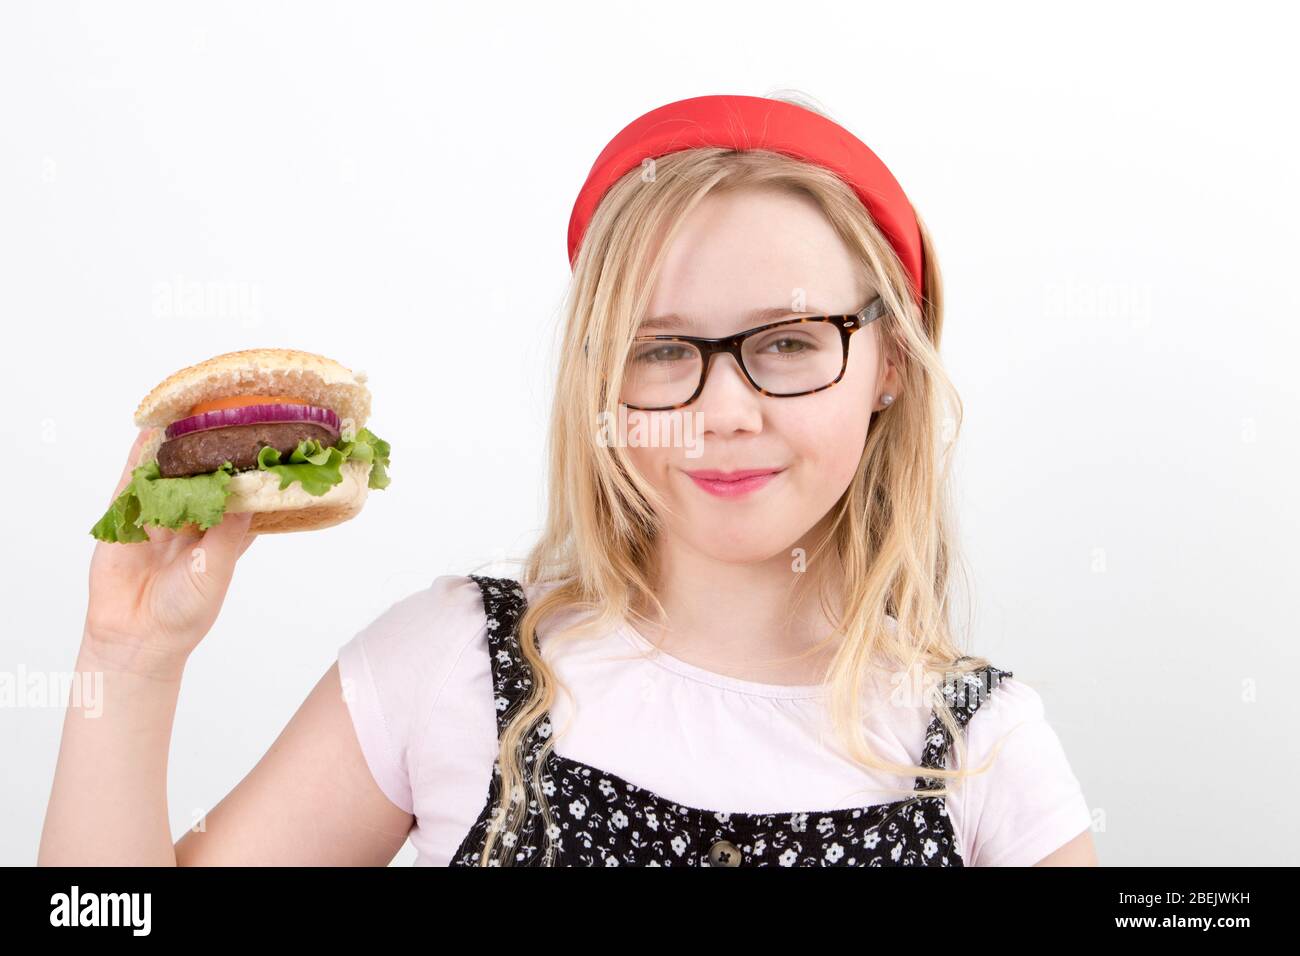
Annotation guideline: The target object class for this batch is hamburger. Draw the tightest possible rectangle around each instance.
[91,348,391,542]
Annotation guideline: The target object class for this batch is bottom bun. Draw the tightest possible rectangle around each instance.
[225,458,372,535]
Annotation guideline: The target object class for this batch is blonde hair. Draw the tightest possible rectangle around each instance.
[469,94,1008,866]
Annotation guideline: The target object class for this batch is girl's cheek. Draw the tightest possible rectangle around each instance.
[623,447,660,490]
[803,420,866,489]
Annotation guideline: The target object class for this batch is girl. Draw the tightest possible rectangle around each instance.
[40,92,1096,867]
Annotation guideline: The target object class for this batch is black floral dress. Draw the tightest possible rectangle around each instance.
[450,575,1012,867]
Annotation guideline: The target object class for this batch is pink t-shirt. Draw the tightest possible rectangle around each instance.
[336,574,1092,866]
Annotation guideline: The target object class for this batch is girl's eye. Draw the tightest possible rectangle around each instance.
[756,335,816,355]
[633,343,693,364]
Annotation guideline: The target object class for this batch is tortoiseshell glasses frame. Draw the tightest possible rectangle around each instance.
[619,295,887,411]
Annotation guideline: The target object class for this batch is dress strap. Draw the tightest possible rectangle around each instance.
[468,574,550,748]
[914,656,1014,793]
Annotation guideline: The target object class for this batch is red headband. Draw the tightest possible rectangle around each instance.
[566,94,924,304]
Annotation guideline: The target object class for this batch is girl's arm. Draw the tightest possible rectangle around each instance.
[173,661,413,865]
[38,638,190,865]
[39,645,413,866]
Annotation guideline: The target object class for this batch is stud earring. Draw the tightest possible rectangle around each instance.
[880,393,894,407]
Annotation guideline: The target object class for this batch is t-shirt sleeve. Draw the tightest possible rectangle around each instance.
[954,676,1093,866]
[336,574,486,815]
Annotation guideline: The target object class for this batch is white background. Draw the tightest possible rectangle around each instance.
[2,1,1296,866]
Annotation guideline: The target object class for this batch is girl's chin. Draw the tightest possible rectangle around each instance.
[667,520,808,560]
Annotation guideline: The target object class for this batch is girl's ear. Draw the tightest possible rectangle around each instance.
[875,343,903,411]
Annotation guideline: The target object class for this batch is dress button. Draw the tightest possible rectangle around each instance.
[707,839,742,867]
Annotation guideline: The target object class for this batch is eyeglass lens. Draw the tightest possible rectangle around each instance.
[621,320,845,408]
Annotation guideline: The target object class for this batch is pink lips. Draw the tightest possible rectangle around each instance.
[684,467,785,499]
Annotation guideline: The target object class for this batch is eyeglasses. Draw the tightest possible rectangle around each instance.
[618,295,886,411]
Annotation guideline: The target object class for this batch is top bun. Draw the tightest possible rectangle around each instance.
[133,348,371,431]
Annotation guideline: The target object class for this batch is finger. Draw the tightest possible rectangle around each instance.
[108,427,156,507]
[132,519,189,547]
[167,521,204,545]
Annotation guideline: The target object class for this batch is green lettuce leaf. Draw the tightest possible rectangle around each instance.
[90,426,392,543]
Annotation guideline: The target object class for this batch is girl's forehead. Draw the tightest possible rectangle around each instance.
[665,191,848,259]
[651,215,867,308]
[639,190,875,332]
[644,267,872,331]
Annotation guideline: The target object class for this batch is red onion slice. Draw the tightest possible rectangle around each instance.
[164,403,341,441]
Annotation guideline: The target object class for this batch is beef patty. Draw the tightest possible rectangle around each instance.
[157,422,339,478]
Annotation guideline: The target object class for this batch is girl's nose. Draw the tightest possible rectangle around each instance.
[694,352,763,434]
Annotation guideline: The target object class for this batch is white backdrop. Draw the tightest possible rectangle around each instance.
[2,0,1295,866]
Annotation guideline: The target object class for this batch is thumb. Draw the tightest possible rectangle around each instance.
[192,510,255,580]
